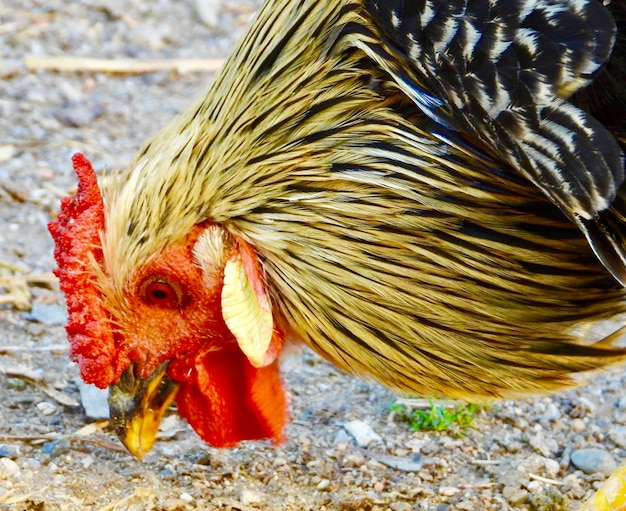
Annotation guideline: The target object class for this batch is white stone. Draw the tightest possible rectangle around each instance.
[36,401,56,416]
[342,420,382,447]
[0,458,20,477]
[239,489,263,505]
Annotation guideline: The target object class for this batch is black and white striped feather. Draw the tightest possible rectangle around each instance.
[361,0,626,282]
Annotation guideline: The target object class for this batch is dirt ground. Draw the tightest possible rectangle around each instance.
[1,1,626,510]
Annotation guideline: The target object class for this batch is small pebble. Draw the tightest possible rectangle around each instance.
[507,490,529,506]
[239,489,263,505]
[342,454,366,468]
[25,304,67,325]
[81,455,95,469]
[36,401,56,416]
[58,80,85,103]
[273,456,288,467]
[23,459,41,471]
[441,438,463,449]
[529,433,559,457]
[559,449,571,471]
[366,458,386,471]
[316,479,330,491]
[420,442,439,455]
[0,145,17,163]
[502,485,520,499]
[333,429,351,445]
[160,467,176,478]
[609,426,626,448]
[0,458,20,477]
[42,439,70,458]
[0,445,20,458]
[519,454,555,476]
[342,420,382,447]
[373,481,384,493]
[543,457,560,476]
[389,503,412,511]
[528,487,568,509]
[418,469,434,482]
[371,453,425,472]
[541,403,561,422]
[195,0,220,26]
[74,379,110,419]
[562,473,581,487]
[615,396,626,410]
[505,441,523,453]
[158,414,180,437]
[576,397,596,414]
[180,493,193,503]
[439,487,460,496]
[526,481,543,492]
[571,419,586,432]
[571,448,617,476]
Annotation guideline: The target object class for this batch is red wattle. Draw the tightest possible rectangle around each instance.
[174,349,289,447]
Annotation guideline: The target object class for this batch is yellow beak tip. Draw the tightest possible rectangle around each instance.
[119,420,158,460]
[108,362,179,458]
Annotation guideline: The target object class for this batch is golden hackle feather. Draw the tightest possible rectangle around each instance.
[99,0,626,401]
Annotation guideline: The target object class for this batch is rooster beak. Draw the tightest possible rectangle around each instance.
[108,361,179,459]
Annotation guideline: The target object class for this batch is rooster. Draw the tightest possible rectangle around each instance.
[50,0,626,473]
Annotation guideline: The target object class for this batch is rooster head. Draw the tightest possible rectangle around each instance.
[49,154,289,457]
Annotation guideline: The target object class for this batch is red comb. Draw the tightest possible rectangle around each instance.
[48,154,118,388]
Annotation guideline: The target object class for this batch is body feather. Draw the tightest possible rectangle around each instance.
[97,0,626,400]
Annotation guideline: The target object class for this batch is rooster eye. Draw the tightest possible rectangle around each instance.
[144,281,179,308]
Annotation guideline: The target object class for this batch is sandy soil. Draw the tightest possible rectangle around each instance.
[1,1,625,510]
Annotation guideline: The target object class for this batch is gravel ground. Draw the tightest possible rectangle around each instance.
[1,1,626,510]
